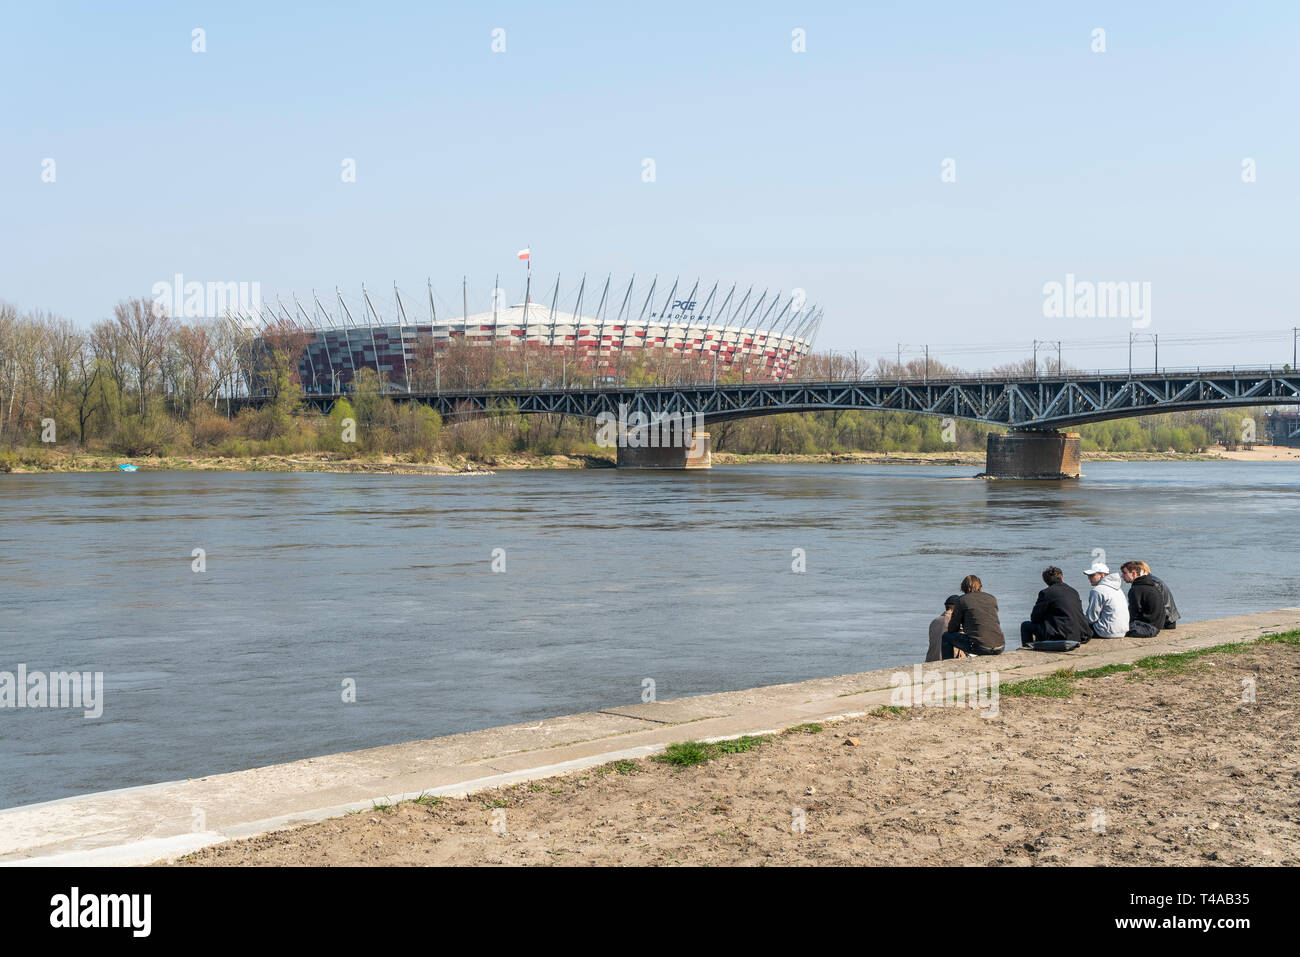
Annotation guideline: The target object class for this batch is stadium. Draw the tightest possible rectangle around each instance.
[241,276,823,392]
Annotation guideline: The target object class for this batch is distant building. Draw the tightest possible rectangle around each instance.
[244,280,822,393]
[1265,410,1300,447]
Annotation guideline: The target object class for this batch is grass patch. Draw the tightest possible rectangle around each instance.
[999,632,1296,699]
[652,735,770,768]
[784,723,823,735]
[1132,641,1249,673]
[594,759,644,776]
[413,793,443,807]
[481,797,508,809]
[713,735,770,755]
[1074,663,1134,678]
[999,668,1078,698]
[1258,629,1300,646]
[870,705,908,717]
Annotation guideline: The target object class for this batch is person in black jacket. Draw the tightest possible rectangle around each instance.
[941,574,1006,658]
[1020,566,1091,646]
[1121,561,1180,632]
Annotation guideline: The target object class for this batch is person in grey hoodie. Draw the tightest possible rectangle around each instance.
[1083,562,1129,638]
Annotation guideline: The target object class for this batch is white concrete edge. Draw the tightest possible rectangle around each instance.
[0,744,666,867]
[7,614,1298,867]
[1,721,879,867]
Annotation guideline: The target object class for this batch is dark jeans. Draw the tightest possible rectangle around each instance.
[941,632,1003,660]
[1024,620,1103,644]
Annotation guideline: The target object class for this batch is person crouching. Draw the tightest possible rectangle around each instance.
[941,575,1005,659]
[1020,565,1091,647]
[1083,562,1129,638]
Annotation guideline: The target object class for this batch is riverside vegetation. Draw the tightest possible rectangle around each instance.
[0,296,1273,472]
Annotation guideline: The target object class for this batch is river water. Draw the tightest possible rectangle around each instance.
[2,462,1298,809]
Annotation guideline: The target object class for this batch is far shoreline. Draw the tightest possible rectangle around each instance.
[2,445,1297,475]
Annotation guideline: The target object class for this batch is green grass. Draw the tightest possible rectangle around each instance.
[870,705,908,717]
[784,723,823,735]
[999,630,1300,699]
[999,667,1078,698]
[1074,663,1134,678]
[1258,629,1300,646]
[652,735,771,767]
[594,759,644,776]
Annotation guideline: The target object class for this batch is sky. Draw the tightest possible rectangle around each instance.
[2,1,1297,372]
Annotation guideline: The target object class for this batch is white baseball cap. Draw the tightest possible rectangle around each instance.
[1083,562,1109,576]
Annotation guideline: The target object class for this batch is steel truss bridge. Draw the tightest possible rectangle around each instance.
[281,367,1300,430]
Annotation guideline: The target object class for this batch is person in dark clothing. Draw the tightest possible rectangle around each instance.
[1121,561,1180,632]
[941,574,1005,659]
[1020,566,1092,646]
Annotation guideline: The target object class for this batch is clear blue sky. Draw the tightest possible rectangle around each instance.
[3,1,1297,371]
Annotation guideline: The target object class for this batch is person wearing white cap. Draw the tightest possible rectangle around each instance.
[1083,561,1129,638]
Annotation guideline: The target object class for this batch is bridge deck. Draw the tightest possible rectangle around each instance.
[249,367,1300,430]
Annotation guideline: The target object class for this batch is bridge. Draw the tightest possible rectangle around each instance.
[280,366,1300,478]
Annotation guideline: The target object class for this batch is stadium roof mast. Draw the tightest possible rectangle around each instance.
[657,277,679,325]
[358,285,383,386]
[593,274,611,370]
[756,293,782,331]
[791,304,818,345]
[631,276,656,346]
[393,281,412,392]
[277,297,318,390]
[570,274,586,375]
[329,288,358,381]
[674,279,700,377]
[295,294,335,392]
[547,275,561,350]
[728,286,752,326]
[697,281,718,323]
[713,283,736,332]
[613,274,636,380]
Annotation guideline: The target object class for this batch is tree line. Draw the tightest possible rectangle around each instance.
[0,295,1278,464]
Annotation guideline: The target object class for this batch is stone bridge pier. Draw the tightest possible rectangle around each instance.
[983,430,1081,480]
[615,431,712,469]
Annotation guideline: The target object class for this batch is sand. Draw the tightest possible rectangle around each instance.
[178,641,1299,866]
[1212,445,1300,462]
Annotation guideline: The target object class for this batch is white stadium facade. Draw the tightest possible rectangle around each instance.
[243,277,823,392]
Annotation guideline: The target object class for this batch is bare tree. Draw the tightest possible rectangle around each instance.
[70,337,103,444]
[113,297,174,420]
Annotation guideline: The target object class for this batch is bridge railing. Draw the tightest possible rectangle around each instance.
[292,364,1295,399]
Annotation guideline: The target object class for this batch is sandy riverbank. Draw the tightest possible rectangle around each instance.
[180,634,1298,866]
[6,446,1294,473]
[1,450,614,474]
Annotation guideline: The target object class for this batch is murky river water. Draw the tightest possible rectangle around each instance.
[2,462,1297,809]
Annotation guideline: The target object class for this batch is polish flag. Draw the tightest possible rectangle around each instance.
[517,248,530,260]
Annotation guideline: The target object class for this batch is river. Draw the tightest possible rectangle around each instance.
[1,462,1297,809]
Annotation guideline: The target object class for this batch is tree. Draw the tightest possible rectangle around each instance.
[113,297,174,420]
[70,339,103,444]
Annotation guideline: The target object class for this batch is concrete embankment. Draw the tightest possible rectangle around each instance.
[2,607,1297,866]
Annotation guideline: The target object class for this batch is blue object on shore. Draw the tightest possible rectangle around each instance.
[117,463,138,472]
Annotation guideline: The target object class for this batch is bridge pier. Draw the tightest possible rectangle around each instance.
[983,430,1081,480]
[616,432,711,469]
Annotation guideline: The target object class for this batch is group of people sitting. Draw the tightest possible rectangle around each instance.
[925,561,1181,661]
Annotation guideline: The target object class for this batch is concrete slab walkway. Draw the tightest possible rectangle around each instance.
[3,607,1296,866]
